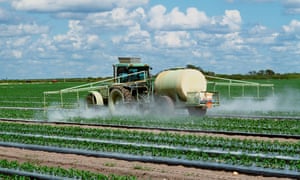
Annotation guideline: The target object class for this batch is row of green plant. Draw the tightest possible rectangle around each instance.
[68,115,300,136]
[0,82,82,110]
[2,130,299,163]
[0,132,299,171]
[1,122,299,157]
[0,82,81,96]
[1,132,300,160]
[0,159,136,180]
[0,95,83,108]
[0,109,38,119]
[0,108,299,136]
[210,110,300,117]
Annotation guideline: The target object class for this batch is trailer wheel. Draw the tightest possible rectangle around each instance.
[188,107,207,116]
[86,91,104,108]
[156,95,174,116]
[109,87,132,114]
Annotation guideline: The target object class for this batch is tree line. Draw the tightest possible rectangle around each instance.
[186,64,300,79]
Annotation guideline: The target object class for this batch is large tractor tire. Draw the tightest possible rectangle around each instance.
[108,87,132,114]
[86,91,104,107]
[188,107,207,116]
[156,95,174,116]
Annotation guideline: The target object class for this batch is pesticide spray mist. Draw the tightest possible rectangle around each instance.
[45,88,300,121]
[208,88,300,116]
[46,98,182,122]
[47,100,109,122]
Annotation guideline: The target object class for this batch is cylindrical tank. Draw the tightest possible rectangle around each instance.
[154,69,207,101]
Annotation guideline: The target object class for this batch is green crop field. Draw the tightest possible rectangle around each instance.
[0,120,299,178]
[0,78,299,120]
[0,159,136,180]
[0,78,299,178]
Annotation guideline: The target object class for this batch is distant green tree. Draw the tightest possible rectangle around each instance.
[248,69,275,76]
[258,70,265,75]
[185,64,216,76]
[186,64,204,73]
[248,71,257,75]
[265,69,275,76]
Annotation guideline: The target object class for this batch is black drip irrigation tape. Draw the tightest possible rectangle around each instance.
[0,167,73,180]
[0,142,299,179]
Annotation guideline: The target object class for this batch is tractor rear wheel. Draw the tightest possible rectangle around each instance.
[188,107,207,116]
[108,87,132,114]
[86,91,104,107]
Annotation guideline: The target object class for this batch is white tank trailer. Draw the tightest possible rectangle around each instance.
[85,57,219,116]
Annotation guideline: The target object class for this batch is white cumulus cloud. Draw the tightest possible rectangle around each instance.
[246,25,278,44]
[54,20,102,50]
[147,5,242,33]
[148,5,209,30]
[283,20,300,33]
[0,23,49,37]
[220,10,242,31]
[283,0,300,14]
[2,0,300,78]
[12,50,22,58]
[85,7,145,28]
[154,31,196,48]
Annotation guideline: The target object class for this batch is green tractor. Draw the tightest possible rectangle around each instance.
[86,57,219,116]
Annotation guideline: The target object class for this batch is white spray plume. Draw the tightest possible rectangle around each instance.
[46,98,182,121]
[46,88,300,120]
[209,88,300,115]
[47,100,108,122]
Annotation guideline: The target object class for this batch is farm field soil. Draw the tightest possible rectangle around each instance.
[0,147,289,180]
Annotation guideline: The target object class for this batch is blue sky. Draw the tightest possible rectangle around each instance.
[0,0,300,79]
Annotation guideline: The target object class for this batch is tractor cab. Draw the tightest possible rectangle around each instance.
[113,57,151,83]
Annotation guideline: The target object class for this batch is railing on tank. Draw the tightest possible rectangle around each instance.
[206,75,275,99]
[43,71,149,109]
